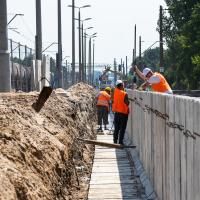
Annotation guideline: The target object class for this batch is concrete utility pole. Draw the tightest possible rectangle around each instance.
[0,0,11,92]
[78,9,82,82]
[92,39,95,85]
[125,56,128,76]
[35,0,42,91]
[114,58,117,83]
[71,0,75,84]
[159,5,164,73]
[84,32,87,82]
[88,37,92,83]
[132,49,135,65]
[36,0,42,60]
[134,24,136,65]
[57,0,63,88]
[81,23,84,81]
[139,36,142,69]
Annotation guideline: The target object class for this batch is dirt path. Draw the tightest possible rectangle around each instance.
[0,83,97,200]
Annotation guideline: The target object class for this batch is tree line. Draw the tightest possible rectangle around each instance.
[141,0,200,90]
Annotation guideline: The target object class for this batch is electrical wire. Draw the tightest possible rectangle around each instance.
[20,17,35,37]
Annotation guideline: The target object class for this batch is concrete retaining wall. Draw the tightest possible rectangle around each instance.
[126,90,200,200]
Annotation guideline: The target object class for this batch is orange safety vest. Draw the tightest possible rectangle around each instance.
[97,91,110,108]
[151,72,172,93]
[112,88,129,114]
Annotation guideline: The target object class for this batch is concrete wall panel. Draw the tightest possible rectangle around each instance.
[126,91,200,200]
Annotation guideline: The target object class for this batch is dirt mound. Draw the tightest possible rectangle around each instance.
[0,83,97,200]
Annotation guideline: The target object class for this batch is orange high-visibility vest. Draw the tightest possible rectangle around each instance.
[151,72,172,93]
[112,88,129,114]
[97,91,110,108]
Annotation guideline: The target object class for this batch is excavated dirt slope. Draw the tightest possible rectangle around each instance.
[0,83,97,200]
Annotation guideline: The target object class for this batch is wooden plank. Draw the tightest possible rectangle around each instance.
[90,179,136,185]
[88,134,142,199]
[78,138,136,149]
[88,192,139,198]
[88,188,138,194]
[88,199,142,200]
[89,183,135,189]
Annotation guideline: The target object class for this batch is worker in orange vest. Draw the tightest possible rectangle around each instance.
[134,65,173,94]
[96,87,111,131]
[112,80,129,145]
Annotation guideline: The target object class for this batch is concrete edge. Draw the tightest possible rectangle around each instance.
[124,135,158,200]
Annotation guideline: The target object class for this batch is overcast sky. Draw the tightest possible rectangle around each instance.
[7,0,167,65]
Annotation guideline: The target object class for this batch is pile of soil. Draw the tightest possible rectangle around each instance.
[0,83,97,200]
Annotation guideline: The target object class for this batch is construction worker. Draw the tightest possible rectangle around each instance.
[96,87,111,131]
[134,65,173,94]
[112,80,129,145]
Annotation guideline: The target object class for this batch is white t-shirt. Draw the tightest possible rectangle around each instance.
[147,75,160,84]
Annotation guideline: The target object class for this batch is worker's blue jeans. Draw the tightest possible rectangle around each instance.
[113,112,128,144]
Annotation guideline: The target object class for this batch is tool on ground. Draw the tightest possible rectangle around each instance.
[32,86,53,112]
[77,138,136,149]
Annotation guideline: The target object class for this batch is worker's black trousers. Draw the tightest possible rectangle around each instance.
[113,112,128,144]
[97,106,109,126]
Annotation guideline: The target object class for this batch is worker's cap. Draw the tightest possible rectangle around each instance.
[142,68,152,77]
[105,87,111,92]
[116,80,123,86]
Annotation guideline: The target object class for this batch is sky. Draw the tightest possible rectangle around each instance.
[7,0,167,66]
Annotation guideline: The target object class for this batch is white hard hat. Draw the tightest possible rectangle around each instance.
[142,68,152,77]
[116,80,123,86]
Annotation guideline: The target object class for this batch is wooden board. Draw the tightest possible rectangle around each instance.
[88,135,143,200]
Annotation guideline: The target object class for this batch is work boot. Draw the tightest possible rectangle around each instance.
[104,125,108,130]
[97,126,102,131]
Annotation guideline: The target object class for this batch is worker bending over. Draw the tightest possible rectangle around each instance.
[112,80,129,145]
[134,65,173,94]
[96,87,111,131]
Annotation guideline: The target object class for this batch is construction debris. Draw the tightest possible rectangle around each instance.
[0,83,97,200]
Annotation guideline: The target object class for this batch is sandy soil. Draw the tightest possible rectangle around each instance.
[0,83,97,200]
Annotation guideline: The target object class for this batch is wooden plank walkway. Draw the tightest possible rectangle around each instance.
[87,134,143,200]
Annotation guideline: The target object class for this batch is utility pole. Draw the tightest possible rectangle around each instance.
[0,0,11,92]
[139,36,142,69]
[57,0,63,88]
[36,0,42,60]
[88,37,92,84]
[114,58,117,83]
[10,39,14,87]
[78,10,82,82]
[132,49,135,65]
[35,0,42,91]
[18,42,23,90]
[92,39,95,85]
[125,56,128,76]
[71,0,75,84]
[84,32,87,82]
[159,5,164,73]
[134,24,136,65]
[81,23,84,81]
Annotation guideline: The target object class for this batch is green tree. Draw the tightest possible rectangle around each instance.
[163,0,200,89]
